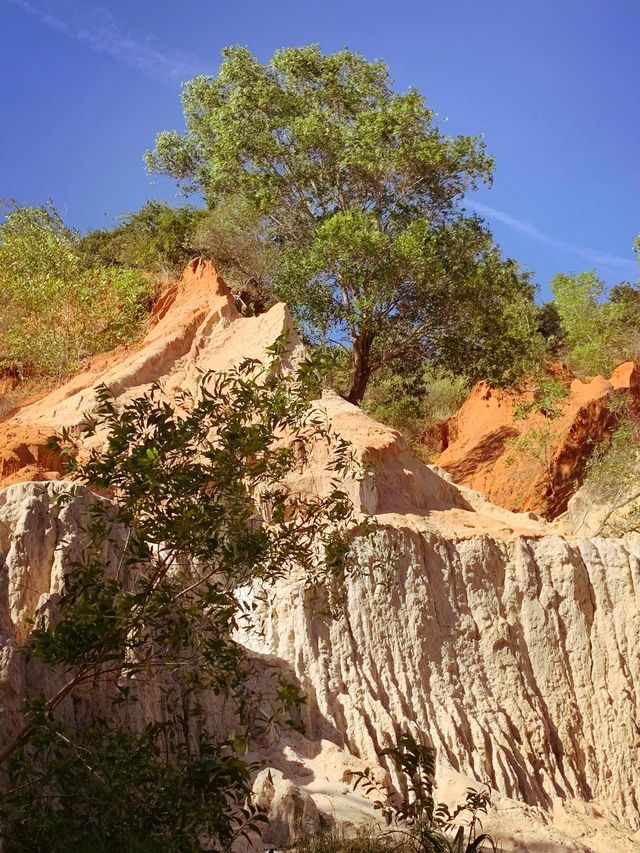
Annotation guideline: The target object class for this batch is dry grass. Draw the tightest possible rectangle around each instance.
[0,377,57,421]
[292,826,403,852]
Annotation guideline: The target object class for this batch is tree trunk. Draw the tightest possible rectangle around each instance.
[347,329,374,405]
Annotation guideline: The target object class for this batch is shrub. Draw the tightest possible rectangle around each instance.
[580,407,640,534]
[79,201,205,275]
[608,281,640,361]
[193,195,278,313]
[512,375,569,420]
[537,302,564,356]
[303,732,501,853]
[505,425,558,499]
[80,197,278,313]
[0,203,150,380]
[0,347,359,850]
[550,271,626,376]
[294,826,397,852]
[363,365,469,457]
[348,732,498,853]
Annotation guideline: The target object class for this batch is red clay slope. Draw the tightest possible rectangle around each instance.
[434,362,640,518]
[0,259,300,488]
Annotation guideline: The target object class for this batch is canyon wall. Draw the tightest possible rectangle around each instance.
[1,262,639,851]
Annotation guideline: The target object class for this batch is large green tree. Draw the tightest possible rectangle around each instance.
[146,45,541,402]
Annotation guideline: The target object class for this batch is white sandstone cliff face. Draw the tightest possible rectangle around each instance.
[242,526,640,830]
[3,478,639,851]
[0,482,246,759]
[0,482,125,756]
[236,396,640,851]
[1,264,639,850]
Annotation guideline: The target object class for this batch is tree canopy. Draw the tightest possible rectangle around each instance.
[146,45,542,402]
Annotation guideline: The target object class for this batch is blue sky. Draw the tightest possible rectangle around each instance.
[1,0,638,299]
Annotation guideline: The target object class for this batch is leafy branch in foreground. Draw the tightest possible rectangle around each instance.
[348,732,499,853]
[0,346,360,851]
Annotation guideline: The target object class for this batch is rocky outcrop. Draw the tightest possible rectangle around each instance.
[0,425,64,488]
[434,362,640,519]
[0,259,302,487]
[1,263,640,850]
[253,767,322,847]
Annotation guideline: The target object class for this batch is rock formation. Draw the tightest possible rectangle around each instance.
[1,262,639,851]
[434,362,640,519]
[0,258,302,488]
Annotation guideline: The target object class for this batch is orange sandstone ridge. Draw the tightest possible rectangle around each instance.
[2,261,638,527]
[0,259,299,489]
[0,259,548,541]
[434,361,640,519]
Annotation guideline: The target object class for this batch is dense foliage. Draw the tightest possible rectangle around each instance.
[79,200,205,275]
[0,203,150,379]
[361,363,469,456]
[0,348,359,851]
[146,44,543,402]
[548,270,640,376]
[550,271,626,375]
[80,197,277,311]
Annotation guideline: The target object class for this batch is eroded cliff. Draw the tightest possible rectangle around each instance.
[434,363,640,519]
[1,262,639,851]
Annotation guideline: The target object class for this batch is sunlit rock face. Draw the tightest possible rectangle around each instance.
[0,259,303,489]
[244,523,640,826]
[1,263,640,850]
[433,361,640,519]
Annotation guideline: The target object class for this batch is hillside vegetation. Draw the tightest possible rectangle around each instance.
[0,203,150,381]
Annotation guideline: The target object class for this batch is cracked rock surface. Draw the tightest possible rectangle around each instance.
[1,263,640,850]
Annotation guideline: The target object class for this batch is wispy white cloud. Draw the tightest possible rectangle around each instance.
[5,0,203,85]
[468,199,637,273]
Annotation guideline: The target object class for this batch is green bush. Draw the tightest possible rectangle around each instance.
[363,365,469,455]
[580,408,640,534]
[512,374,569,420]
[298,732,499,853]
[79,201,205,275]
[79,197,278,313]
[193,195,278,313]
[550,271,626,376]
[0,203,150,379]
[348,732,498,853]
